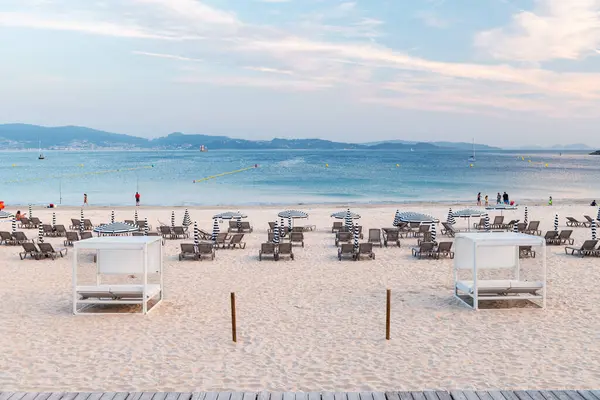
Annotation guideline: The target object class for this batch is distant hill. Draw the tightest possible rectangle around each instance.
[363,139,500,150]
[591,150,600,155]
[0,123,485,151]
[508,144,593,150]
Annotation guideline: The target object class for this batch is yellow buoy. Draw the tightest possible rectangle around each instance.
[79,164,84,167]
[396,164,400,167]
[521,157,525,161]
[325,163,329,168]
[545,163,549,167]
[11,164,16,167]
[469,164,474,168]
[528,159,532,163]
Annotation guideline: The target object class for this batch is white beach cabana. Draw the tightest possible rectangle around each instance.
[453,232,546,310]
[72,236,163,315]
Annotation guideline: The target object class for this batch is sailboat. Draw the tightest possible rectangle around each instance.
[468,139,476,162]
[38,140,45,160]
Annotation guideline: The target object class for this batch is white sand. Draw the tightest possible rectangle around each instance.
[1,203,599,391]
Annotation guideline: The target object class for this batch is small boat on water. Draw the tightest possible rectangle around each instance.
[468,138,476,163]
[38,140,45,160]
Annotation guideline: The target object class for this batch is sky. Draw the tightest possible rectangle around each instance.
[2,0,600,147]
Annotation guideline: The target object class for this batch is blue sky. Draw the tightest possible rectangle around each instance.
[2,0,600,146]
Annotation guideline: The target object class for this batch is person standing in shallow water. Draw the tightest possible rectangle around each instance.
[497,193,501,204]
[135,191,140,206]
[83,193,88,206]
[477,192,481,206]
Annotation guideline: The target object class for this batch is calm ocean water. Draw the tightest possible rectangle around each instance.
[0,149,597,206]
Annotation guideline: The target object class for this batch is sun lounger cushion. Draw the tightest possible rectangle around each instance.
[456,280,543,295]
[76,284,161,300]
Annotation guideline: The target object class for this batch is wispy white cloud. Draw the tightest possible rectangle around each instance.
[475,0,600,62]
[133,51,203,62]
[414,10,451,28]
[243,66,294,75]
[255,0,291,2]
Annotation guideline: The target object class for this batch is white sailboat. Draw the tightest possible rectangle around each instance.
[38,140,45,160]
[468,139,475,162]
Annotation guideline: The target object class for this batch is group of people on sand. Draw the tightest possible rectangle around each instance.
[476,192,511,206]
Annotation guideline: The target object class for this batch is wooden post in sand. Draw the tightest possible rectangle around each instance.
[230,292,237,342]
[386,289,391,340]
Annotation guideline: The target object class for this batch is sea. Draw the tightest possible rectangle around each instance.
[0,149,598,207]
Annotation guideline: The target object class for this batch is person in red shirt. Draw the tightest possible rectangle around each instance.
[135,191,141,206]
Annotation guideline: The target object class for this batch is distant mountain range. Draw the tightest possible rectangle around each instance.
[506,144,593,150]
[0,123,593,151]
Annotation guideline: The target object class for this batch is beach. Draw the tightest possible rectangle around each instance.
[1,202,599,392]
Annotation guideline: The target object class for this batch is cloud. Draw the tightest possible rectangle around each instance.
[243,66,294,75]
[414,11,450,28]
[133,51,203,62]
[475,0,600,62]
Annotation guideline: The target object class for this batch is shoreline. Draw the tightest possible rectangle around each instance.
[7,196,596,210]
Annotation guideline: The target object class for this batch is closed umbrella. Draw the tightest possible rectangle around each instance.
[513,220,520,233]
[393,210,400,227]
[447,208,456,225]
[353,224,360,252]
[484,214,490,232]
[273,221,280,244]
[194,221,199,250]
[345,209,353,229]
[597,207,600,222]
[280,217,286,235]
[52,212,56,227]
[430,222,437,243]
[554,214,559,231]
[212,218,219,243]
[236,215,242,230]
[80,208,84,233]
[38,224,44,243]
[28,204,32,218]
[111,210,115,224]
[524,207,528,225]
[134,209,139,225]
[11,217,16,234]
[144,217,149,236]
[182,209,191,227]
[592,221,597,241]
[288,215,292,231]
[171,211,175,228]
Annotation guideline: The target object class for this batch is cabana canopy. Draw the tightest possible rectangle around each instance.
[454,232,546,310]
[72,236,163,315]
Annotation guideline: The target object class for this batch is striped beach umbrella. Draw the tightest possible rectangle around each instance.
[447,208,456,225]
[144,217,149,236]
[171,211,176,228]
[393,210,400,227]
[288,215,292,231]
[554,214,559,231]
[182,209,191,227]
[52,212,56,227]
[353,224,360,252]
[273,221,280,244]
[38,224,44,243]
[194,221,199,250]
[597,207,600,221]
[524,207,528,225]
[12,217,16,234]
[513,220,520,233]
[93,222,138,236]
[80,208,84,233]
[345,208,353,229]
[280,217,285,235]
[592,221,597,241]
[134,209,139,224]
[484,214,490,232]
[430,222,437,243]
[236,215,242,230]
[111,210,115,224]
[28,204,32,218]
[212,218,219,243]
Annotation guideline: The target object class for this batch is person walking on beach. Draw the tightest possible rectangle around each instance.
[135,191,141,206]
[549,196,553,206]
[497,193,501,204]
[503,192,508,204]
[484,195,489,206]
[83,193,88,206]
[477,192,481,206]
